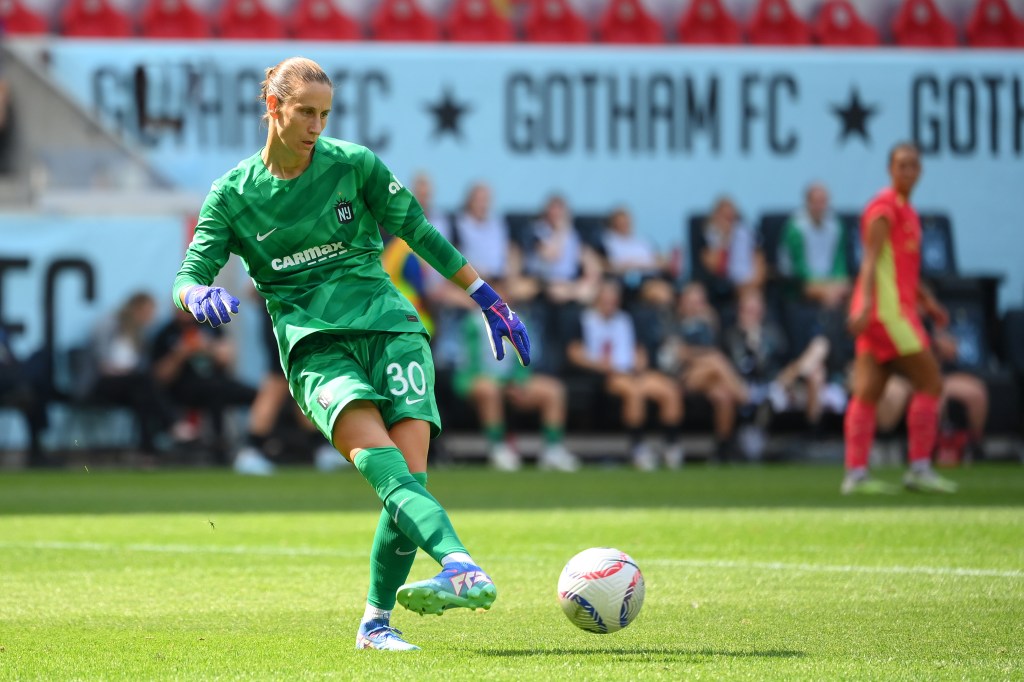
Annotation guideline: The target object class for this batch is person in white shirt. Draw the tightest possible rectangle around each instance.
[603,207,672,283]
[567,278,684,470]
[525,195,602,305]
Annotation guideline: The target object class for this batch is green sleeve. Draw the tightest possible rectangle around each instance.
[830,220,850,280]
[780,220,810,282]
[359,150,466,279]
[172,187,238,309]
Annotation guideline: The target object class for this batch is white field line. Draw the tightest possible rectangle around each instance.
[1,541,1022,579]
[646,558,1024,579]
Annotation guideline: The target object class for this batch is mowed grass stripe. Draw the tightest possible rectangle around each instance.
[2,540,1023,579]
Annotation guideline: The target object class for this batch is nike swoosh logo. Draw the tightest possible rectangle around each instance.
[405,397,424,405]
[392,497,410,524]
[256,228,277,241]
[395,547,417,556]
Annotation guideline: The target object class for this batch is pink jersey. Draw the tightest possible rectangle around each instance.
[851,187,927,362]
[852,187,922,320]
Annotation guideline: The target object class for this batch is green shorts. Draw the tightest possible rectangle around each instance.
[286,332,442,442]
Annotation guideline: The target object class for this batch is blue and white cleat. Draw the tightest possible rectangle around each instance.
[355,619,420,651]
[396,562,497,616]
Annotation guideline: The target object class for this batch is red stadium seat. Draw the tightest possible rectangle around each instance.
[676,0,741,44]
[747,0,810,45]
[892,0,958,46]
[0,0,49,34]
[965,0,1024,46]
[597,0,664,43]
[370,0,441,41]
[813,0,880,45]
[60,0,133,36]
[140,0,211,38]
[216,0,286,38]
[290,0,361,40]
[523,0,590,43]
[445,0,515,42]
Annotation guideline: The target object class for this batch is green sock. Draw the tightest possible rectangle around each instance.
[542,424,563,445]
[367,472,427,610]
[484,423,505,445]
[354,447,467,565]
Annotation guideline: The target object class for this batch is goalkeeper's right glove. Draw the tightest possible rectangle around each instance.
[184,286,239,328]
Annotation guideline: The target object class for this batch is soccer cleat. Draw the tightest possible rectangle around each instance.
[538,444,581,472]
[355,619,420,651]
[489,443,522,472]
[233,447,275,476]
[840,475,900,495]
[314,445,351,472]
[903,469,958,494]
[631,443,658,472]
[396,562,497,616]
[663,443,685,470]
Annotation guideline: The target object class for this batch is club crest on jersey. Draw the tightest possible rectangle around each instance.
[317,389,333,410]
[335,200,354,224]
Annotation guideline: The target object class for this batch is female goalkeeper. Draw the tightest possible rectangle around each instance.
[172,57,530,651]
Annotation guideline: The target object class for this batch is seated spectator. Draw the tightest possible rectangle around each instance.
[778,182,851,310]
[453,281,579,472]
[428,181,535,368]
[630,273,679,371]
[722,289,846,442]
[568,278,684,470]
[659,282,747,461]
[151,307,257,464]
[441,182,537,300]
[89,292,176,458]
[415,177,471,369]
[602,207,674,301]
[777,182,855,381]
[0,325,51,467]
[697,196,765,303]
[524,194,603,305]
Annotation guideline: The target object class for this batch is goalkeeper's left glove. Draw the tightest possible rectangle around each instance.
[469,281,531,366]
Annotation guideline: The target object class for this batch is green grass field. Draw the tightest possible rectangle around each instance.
[1,464,1022,680]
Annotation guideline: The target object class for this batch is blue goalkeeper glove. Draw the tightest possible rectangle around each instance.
[470,281,531,366]
[184,285,239,328]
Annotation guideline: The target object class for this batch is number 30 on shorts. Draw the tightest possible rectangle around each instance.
[386,362,427,398]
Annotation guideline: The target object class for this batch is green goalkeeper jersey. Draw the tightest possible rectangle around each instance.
[173,137,467,368]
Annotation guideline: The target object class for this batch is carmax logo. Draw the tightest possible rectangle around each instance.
[271,241,348,271]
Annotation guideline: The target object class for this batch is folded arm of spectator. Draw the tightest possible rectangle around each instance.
[567,340,612,375]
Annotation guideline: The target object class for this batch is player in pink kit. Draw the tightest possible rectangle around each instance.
[842,143,958,495]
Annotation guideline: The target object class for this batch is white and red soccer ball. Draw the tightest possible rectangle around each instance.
[557,547,645,634]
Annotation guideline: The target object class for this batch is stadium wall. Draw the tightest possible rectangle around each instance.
[32,42,1024,309]
[0,215,185,356]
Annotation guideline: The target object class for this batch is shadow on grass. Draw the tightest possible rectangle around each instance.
[478,646,806,660]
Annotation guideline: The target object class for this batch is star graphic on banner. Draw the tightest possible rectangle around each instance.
[425,88,471,141]
[831,88,878,145]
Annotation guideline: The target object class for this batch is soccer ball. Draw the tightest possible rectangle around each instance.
[557,547,645,634]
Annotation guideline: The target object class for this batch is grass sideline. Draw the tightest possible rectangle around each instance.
[1,464,1022,680]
